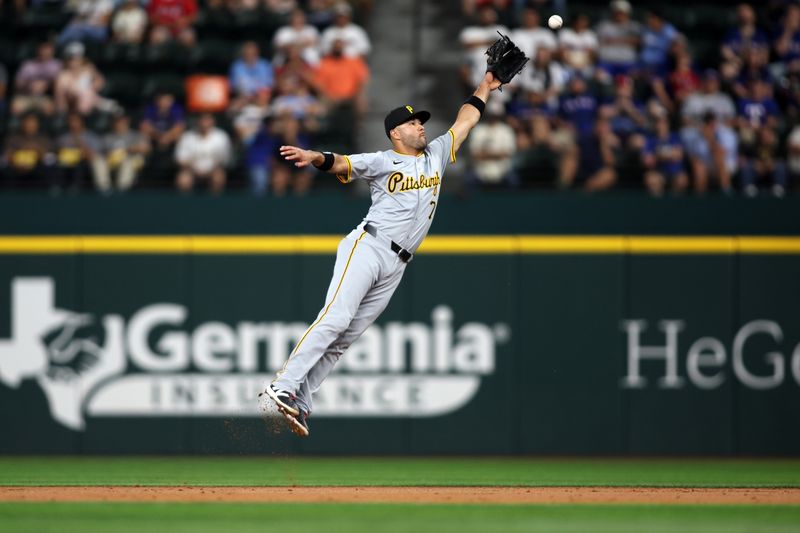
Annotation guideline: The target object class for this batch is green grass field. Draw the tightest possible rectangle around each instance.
[1,457,799,533]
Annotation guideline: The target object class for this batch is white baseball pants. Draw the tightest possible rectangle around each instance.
[272,227,407,415]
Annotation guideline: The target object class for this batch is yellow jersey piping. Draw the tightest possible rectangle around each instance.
[336,155,352,184]
[285,231,367,360]
[447,129,456,163]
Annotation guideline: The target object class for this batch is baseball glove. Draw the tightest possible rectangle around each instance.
[485,31,529,87]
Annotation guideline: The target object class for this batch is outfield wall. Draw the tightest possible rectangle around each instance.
[0,193,798,455]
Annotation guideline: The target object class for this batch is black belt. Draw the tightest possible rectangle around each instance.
[364,222,413,263]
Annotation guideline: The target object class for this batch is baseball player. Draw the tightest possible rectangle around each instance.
[263,71,503,437]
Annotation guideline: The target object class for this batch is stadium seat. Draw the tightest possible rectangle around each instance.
[99,43,142,69]
[143,43,191,72]
[190,39,237,73]
[102,72,144,109]
[142,73,187,101]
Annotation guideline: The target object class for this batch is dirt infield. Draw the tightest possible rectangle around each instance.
[1,486,799,505]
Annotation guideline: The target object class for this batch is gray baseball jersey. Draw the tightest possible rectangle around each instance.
[271,129,457,416]
[337,129,456,252]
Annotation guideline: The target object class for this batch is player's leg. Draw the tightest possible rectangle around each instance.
[295,263,406,415]
[271,231,377,396]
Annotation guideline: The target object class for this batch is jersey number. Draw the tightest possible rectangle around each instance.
[428,201,437,220]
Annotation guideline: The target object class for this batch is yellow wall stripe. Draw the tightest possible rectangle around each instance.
[0,235,798,254]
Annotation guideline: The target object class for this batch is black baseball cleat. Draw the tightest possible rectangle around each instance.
[261,385,300,417]
[283,410,310,438]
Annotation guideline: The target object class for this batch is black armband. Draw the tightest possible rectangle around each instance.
[464,95,486,116]
[314,151,335,171]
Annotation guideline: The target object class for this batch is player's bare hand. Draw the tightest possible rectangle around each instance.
[280,145,313,168]
[483,72,502,91]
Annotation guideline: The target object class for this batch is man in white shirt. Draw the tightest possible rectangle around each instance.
[681,70,736,126]
[511,7,557,69]
[460,6,509,88]
[468,111,517,187]
[319,2,371,58]
[558,12,598,76]
[175,113,232,193]
[273,8,321,65]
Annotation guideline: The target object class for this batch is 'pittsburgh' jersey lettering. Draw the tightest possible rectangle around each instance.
[338,129,456,253]
[387,172,441,194]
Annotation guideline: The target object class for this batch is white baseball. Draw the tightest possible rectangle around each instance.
[548,15,563,30]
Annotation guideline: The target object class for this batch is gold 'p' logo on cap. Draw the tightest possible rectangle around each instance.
[405,105,413,113]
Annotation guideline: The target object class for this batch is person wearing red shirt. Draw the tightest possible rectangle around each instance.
[148,0,198,47]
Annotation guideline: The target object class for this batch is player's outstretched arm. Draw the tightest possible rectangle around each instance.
[449,72,502,153]
[279,145,350,175]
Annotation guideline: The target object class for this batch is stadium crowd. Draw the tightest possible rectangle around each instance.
[460,0,800,196]
[0,0,798,197]
[0,0,371,194]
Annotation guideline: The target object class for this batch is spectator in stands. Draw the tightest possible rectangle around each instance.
[229,41,274,112]
[737,79,785,196]
[566,116,619,192]
[320,2,371,58]
[148,0,198,47]
[306,0,338,31]
[175,113,231,193]
[514,113,566,188]
[95,113,150,193]
[271,75,323,123]
[270,114,313,196]
[776,58,800,121]
[682,111,737,193]
[638,8,680,111]
[642,109,688,196]
[55,112,104,192]
[721,3,770,70]
[467,108,517,189]
[12,41,62,117]
[1,113,53,188]
[312,39,369,114]
[558,74,600,141]
[111,0,148,44]
[639,8,679,77]
[140,90,186,153]
[773,3,800,73]
[558,12,598,78]
[0,63,6,114]
[275,45,317,87]
[273,8,321,66]
[604,76,647,149]
[668,51,701,109]
[265,0,298,16]
[517,47,568,114]
[459,6,509,89]
[682,70,736,126]
[595,0,640,79]
[788,123,800,184]
[739,124,787,197]
[233,103,269,146]
[242,117,275,195]
[511,7,557,68]
[461,0,515,27]
[58,0,114,45]
[54,42,110,116]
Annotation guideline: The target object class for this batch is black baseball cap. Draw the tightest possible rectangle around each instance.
[384,105,431,137]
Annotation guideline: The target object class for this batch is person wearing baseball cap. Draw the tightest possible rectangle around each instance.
[596,0,640,78]
[383,105,431,138]
[265,71,503,437]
